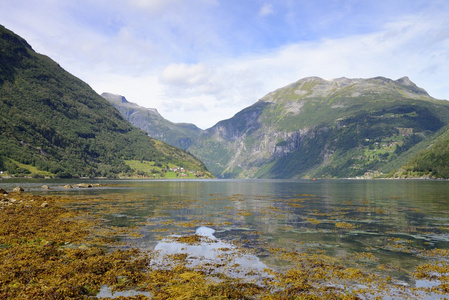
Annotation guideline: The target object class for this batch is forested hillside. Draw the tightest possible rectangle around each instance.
[394,128,449,178]
[0,25,213,178]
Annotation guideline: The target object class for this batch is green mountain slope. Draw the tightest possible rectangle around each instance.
[394,126,449,178]
[101,93,203,150]
[187,76,449,178]
[0,25,213,178]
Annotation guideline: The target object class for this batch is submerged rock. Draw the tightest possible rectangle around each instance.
[97,285,152,299]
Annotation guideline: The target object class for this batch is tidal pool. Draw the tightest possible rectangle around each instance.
[3,178,449,298]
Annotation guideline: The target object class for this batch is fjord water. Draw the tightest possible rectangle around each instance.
[3,178,449,290]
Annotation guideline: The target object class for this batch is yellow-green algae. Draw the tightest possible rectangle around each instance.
[1,192,448,299]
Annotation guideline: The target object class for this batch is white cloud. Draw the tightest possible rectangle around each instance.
[129,0,218,14]
[160,63,214,88]
[259,3,274,17]
[129,0,181,13]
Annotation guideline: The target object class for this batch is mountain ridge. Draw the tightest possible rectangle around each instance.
[186,76,449,178]
[102,75,449,179]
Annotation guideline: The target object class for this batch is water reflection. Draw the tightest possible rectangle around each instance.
[153,226,268,281]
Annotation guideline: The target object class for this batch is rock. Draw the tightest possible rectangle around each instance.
[0,188,8,195]
[13,186,24,193]
[63,184,73,189]
[78,183,93,188]
[42,185,51,190]
[41,202,49,208]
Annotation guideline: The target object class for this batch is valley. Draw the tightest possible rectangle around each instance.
[2,23,449,180]
[106,77,449,179]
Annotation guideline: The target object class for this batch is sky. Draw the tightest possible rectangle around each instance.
[1,0,449,129]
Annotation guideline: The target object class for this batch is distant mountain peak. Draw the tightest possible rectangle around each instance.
[101,92,160,115]
[101,92,129,104]
[397,76,411,83]
[261,76,431,105]
[101,92,203,150]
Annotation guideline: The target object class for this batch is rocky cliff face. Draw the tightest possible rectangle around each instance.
[187,76,449,178]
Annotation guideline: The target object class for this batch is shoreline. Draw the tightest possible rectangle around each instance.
[1,174,447,181]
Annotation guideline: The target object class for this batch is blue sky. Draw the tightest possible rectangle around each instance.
[1,0,448,128]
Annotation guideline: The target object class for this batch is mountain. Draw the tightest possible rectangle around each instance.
[101,93,202,150]
[0,25,213,178]
[394,128,449,179]
[186,76,449,178]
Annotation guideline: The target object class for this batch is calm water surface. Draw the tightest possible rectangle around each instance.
[2,178,449,294]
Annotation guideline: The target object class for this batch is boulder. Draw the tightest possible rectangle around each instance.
[42,185,51,190]
[13,186,24,193]
[63,184,73,189]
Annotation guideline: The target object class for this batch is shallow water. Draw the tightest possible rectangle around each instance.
[2,178,449,297]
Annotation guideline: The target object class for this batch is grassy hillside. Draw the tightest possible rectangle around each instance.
[0,25,213,178]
